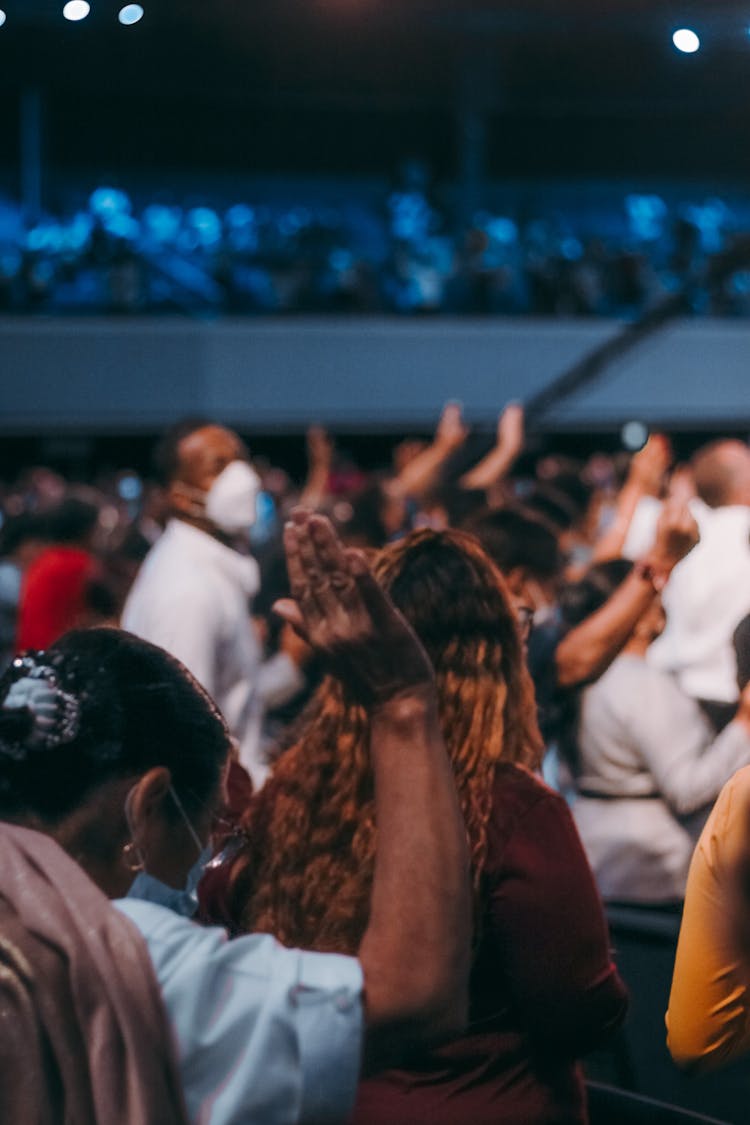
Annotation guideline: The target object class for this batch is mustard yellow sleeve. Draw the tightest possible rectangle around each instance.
[667,765,750,1071]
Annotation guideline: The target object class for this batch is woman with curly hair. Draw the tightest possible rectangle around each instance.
[208,528,627,1125]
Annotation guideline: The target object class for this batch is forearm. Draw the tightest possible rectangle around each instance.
[392,442,454,500]
[556,573,656,688]
[460,443,518,492]
[257,652,305,710]
[298,464,331,510]
[655,720,750,817]
[358,688,471,1052]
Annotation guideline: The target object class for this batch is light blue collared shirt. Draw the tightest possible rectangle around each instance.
[115,898,364,1124]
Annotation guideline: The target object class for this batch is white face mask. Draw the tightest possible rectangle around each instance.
[204,461,262,535]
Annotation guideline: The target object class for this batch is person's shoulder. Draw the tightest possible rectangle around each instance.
[491,762,567,822]
[29,545,91,575]
[127,531,219,603]
[590,653,659,698]
[114,897,199,940]
[486,764,573,866]
[693,500,750,541]
[114,899,236,975]
[115,897,292,964]
[588,655,681,726]
[694,765,750,877]
[115,898,362,996]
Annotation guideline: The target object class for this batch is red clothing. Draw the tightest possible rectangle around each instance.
[16,546,97,651]
[352,764,627,1125]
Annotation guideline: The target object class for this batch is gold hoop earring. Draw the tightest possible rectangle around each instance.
[122,841,145,873]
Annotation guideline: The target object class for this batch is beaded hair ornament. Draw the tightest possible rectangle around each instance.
[1,655,81,755]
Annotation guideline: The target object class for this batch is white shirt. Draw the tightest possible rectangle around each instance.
[115,898,364,1125]
[122,519,303,786]
[623,497,750,702]
[574,654,750,900]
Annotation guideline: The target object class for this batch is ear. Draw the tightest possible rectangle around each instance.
[127,766,173,844]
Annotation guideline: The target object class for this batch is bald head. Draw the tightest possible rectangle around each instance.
[691,440,750,508]
[175,425,247,491]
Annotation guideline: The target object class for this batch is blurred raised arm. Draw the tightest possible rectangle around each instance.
[591,434,672,563]
[460,403,525,492]
[391,402,468,501]
[556,496,699,689]
[298,425,335,511]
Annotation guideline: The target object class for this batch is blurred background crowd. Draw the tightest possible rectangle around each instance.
[3,178,750,317]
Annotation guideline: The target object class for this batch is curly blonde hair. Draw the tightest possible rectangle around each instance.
[226,528,543,954]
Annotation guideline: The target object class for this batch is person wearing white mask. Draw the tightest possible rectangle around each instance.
[123,420,305,787]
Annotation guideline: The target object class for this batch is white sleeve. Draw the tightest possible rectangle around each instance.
[257,653,306,711]
[617,670,750,816]
[115,900,364,1125]
[621,496,662,560]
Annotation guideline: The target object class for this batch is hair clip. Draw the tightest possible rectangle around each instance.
[4,657,80,749]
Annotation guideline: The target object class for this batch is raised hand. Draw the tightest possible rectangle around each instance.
[651,495,700,570]
[274,510,434,707]
[628,434,673,495]
[306,424,334,470]
[496,402,525,458]
[435,401,469,453]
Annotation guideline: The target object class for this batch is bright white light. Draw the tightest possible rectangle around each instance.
[0,11,6,27]
[118,4,144,25]
[672,28,700,54]
[63,0,90,20]
[622,421,649,452]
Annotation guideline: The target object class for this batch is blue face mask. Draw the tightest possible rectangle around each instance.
[127,844,214,918]
[126,785,212,919]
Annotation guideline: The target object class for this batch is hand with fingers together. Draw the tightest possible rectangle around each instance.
[273,510,435,709]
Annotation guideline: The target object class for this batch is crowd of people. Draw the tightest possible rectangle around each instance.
[4,403,750,1121]
[3,179,750,317]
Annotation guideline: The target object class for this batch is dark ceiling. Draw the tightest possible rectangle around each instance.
[1,0,749,181]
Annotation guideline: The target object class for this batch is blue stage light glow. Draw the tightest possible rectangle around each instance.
[0,11,6,27]
[27,224,66,253]
[63,1,91,22]
[105,212,139,239]
[226,204,255,227]
[485,217,518,245]
[118,4,144,25]
[89,186,131,219]
[626,194,667,241]
[143,203,182,243]
[561,236,583,261]
[186,207,222,246]
[225,205,258,252]
[672,28,700,53]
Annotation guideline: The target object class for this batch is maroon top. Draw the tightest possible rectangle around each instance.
[352,764,627,1125]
